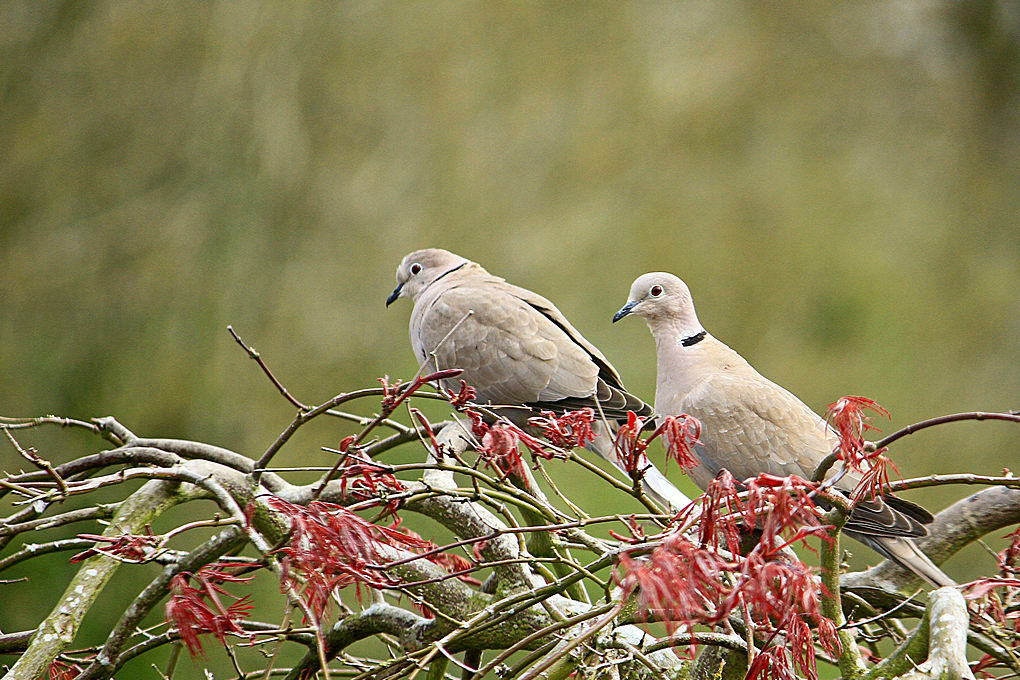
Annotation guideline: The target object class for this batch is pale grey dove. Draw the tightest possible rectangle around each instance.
[386,248,692,510]
[613,272,954,587]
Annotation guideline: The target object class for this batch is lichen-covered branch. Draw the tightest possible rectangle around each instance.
[3,475,204,679]
[876,587,976,680]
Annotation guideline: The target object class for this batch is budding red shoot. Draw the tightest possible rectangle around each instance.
[445,379,477,408]
[999,525,1020,576]
[419,368,464,384]
[337,441,405,516]
[378,375,403,415]
[465,410,557,478]
[70,528,162,563]
[609,515,648,544]
[409,407,443,462]
[378,369,464,416]
[962,575,1020,676]
[613,411,652,477]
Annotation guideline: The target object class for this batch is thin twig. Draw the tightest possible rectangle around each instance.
[869,410,1019,451]
[887,473,1019,492]
[228,325,310,411]
[3,427,69,496]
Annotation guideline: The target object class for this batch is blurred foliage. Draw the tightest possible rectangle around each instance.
[0,1,1017,676]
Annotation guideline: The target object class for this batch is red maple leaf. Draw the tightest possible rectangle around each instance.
[165,564,254,657]
[650,414,701,471]
[261,497,433,620]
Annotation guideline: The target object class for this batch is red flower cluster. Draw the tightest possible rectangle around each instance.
[746,645,799,680]
[165,563,254,657]
[730,473,829,553]
[617,533,729,630]
[826,396,889,462]
[652,414,702,471]
[527,408,597,449]
[261,497,432,620]
[617,533,838,675]
[617,470,839,679]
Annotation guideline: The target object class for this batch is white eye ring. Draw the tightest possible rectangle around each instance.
[649,284,664,297]
[409,263,423,276]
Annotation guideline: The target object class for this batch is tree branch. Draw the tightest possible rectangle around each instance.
[2,475,204,679]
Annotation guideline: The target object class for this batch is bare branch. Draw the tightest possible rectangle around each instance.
[2,428,69,496]
[869,410,1019,451]
[228,325,311,411]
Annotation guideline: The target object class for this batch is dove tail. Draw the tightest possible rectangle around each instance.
[852,533,957,588]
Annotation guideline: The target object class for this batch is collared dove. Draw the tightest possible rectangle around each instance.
[613,272,954,587]
[386,248,692,510]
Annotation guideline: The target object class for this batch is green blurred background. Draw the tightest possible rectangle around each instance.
[1,2,1017,676]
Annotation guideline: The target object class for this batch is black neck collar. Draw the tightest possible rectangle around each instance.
[434,262,467,283]
[681,330,707,347]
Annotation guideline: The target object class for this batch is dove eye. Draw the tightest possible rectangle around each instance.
[649,285,664,297]
[409,263,423,276]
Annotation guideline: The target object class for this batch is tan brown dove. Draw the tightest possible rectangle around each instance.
[614,272,954,587]
[386,249,692,509]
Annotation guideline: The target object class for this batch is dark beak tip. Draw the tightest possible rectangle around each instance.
[385,284,403,307]
[612,301,635,323]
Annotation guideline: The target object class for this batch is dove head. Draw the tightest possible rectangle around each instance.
[387,248,471,306]
[613,272,703,335]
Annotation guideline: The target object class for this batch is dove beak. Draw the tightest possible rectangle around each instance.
[612,300,638,323]
[386,282,404,307]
